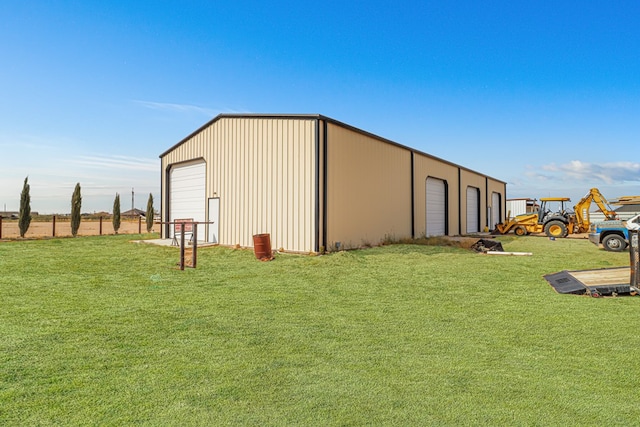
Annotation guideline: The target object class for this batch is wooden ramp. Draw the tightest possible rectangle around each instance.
[543,267,636,297]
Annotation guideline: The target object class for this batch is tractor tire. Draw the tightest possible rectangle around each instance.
[602,234,627,252]
[514,226,527,236]
[544,220,568,238]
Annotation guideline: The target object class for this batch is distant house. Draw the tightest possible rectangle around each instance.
[590,204,640,223]
[0,211,19,219]
[613,204,640,221]
[121,208,146,218]
[0,211,39,219]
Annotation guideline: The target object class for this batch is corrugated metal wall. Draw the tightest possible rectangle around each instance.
[161,114,507,251]
[506,199,528,217]
[413,155,506,236]
[325,122,412,249]
[162,117,317,253]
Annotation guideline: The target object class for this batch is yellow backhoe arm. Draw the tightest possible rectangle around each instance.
[573,188,617,233]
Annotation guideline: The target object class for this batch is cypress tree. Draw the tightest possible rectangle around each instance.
[18,176,32,238]
[112,193,121,234]
[70,183,82,237]
[146,193,154,232]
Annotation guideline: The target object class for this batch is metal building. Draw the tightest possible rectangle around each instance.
[160,114,506,253]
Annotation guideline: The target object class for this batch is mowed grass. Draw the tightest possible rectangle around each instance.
[1,234,638,426]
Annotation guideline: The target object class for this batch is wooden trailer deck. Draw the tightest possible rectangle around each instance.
[543,266,635,297]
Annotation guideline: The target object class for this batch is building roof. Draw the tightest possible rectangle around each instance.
[160,113,506,184]
[615,204,640,213]
[121,208,146,217]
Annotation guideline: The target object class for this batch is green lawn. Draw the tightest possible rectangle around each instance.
[1,234,638,426]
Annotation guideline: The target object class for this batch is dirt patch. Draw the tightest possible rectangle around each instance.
[470,239,504,252]
[0,219,153,239]
[440,236,493,249]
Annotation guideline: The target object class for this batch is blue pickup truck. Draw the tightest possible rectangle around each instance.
[589,215,640,252]
[589,221,629,252]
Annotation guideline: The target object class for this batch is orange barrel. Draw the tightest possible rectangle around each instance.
[253,233,272,260]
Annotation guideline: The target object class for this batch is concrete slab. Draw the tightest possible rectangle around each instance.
[133,239,218,248]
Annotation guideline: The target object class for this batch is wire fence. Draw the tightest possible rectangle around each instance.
[0,216,155,239]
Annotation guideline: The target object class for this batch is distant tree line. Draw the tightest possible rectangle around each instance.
[13,176,155,238]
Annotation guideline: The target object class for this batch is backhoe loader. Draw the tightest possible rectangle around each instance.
[493,188,617,238]
[493,197,573,237]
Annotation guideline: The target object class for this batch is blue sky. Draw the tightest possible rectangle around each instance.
[1,1,639,213]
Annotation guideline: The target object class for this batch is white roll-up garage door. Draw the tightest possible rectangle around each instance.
[426,177,446,236]
[466,186,479,233]
[169,161,206,241]
[491,192,501,231]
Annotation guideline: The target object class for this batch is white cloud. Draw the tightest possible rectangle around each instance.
[541,160,640,185]
[133,100,219,117]
[132,100,251,118]
[506,160,640,203]
[69,155,158,172]
[0,133,72,151]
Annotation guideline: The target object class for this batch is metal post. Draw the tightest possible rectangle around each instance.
[52,215,56,237]
[630,230,639,289]
[179,222,185,270]
[99,216,103,235]
[0,216,2,239]
[138,216,142,234]
[192,223,198,268]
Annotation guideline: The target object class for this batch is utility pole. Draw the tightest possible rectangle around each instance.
[131,188,134,215]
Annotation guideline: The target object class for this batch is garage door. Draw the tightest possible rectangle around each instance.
[169,161,206,241]
[426,177,446,236]
[466,186,480,233]
[491,192,501,231]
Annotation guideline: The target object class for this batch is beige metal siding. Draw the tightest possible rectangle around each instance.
[161,114,507,249]
[325,123,412,249]
[162,117,317,253]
